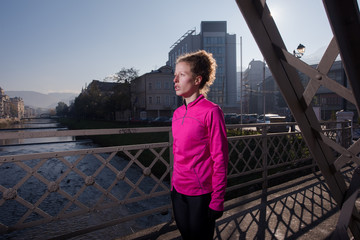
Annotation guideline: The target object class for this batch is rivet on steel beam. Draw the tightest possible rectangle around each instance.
[117,171,126,180]
[315,74,322,80]
[3,188,17,200]
[143,167,151,176]
[85,176,95,186]
[48,182,59,192]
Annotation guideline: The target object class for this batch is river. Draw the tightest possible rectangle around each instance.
[0,118,171,240]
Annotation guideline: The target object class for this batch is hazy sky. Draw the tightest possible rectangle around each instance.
[0,0,353,94]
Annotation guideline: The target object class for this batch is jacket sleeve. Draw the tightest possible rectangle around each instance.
[207,106,229,211]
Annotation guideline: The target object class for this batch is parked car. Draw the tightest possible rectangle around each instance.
[247,114,258,123]
[150,116,171,126]
[257,114,281,124]
[224,113,237,124]
[242,114,258,124]
[257,114,288,132]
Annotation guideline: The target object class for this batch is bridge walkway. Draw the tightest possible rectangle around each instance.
[118,166,357,240]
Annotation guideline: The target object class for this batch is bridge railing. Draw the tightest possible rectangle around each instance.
[0,121,353,239]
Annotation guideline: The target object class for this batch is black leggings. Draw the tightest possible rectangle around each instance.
[171,188,215,240]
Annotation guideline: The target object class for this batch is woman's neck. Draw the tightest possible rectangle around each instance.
[184,92,200,105]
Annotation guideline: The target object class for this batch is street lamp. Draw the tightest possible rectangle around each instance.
[293,44,306,58]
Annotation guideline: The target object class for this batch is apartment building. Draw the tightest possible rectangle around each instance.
[0,87,24,119]
[167,21,237,112]
[131,65,179,119]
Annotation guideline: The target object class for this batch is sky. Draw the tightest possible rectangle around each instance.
[0,0,354,94]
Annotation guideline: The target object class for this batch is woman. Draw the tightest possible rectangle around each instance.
[171,50,229,240]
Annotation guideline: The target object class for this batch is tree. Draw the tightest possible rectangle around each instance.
[9,103,18,118]
[115,67,139,83]
[56,102,69,116]
[69,67,138,120]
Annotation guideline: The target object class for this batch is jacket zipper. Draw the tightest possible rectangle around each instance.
[181,105,187,125]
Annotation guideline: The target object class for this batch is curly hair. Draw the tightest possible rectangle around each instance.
[176,50,217,97]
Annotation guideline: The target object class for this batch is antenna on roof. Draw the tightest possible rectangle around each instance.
[170,28,196,50]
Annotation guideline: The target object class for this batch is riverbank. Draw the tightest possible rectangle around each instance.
[0,118,20,129]
[59,118,169,146]
[59,118,171,179]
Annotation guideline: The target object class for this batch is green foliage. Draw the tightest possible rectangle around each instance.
[115,67,139,83]
[55,102,69,116]
[9,102,17,117]
[106,83,131,112]
[227,128,257,136]
[68,67,137,120]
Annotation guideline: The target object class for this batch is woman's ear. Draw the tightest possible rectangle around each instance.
[195,76,202,85]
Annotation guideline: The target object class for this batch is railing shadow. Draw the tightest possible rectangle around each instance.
[214,171,342,240]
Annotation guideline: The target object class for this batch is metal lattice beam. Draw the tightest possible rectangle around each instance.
[235,0,360,238]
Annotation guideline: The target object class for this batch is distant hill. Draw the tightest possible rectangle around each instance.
[5,91,78,109]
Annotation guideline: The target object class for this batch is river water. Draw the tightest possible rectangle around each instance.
[0,119,171,240]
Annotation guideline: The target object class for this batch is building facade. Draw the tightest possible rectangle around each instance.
[131,65,179,119]
[241,60,271,114]
[252,60,357,120]
[167,21,237,112]
[0,87,7,118]
[0,87,25,119]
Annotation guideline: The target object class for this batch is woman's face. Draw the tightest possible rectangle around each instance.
[173,61,200,98]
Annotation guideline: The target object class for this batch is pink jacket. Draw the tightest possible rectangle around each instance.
[171,95,229,211]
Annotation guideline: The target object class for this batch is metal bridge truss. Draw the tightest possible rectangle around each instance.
[236,0,360,239]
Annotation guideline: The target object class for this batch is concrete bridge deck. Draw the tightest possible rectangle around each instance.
[118,168,356,240]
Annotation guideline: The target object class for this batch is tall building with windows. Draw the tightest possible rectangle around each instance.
[167,21,237,111]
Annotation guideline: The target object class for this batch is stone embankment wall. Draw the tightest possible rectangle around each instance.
[0,118,20,128]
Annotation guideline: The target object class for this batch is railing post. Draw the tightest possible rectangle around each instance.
[262,126,268,190]
[342,121,347,148]
[169,129,174,184]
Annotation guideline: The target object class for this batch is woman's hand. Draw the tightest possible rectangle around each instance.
[208,208,223,221]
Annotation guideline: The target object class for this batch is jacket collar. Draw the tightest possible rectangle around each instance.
[183,94,204,108]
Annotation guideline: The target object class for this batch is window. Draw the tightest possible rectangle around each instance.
[149,97,152,104]
[149,82,152,90]
[156,81,161,89]
[165,82,170,89]
[156,96,161,104]
[217,47,224,54]
[217,37,224,44]
[165,96,170,106]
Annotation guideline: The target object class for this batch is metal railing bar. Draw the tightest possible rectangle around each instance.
[227,168,264,179]
[227,158,313,181]
[266,158,314,170]
[0,127,172,140]
[0,140,88,148]
[266,163,318,181]
[0,142,170,162]
[48,204,172,240]
[226,177,265,192]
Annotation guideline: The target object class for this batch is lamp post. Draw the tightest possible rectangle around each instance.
[240,36,243,124]
[293,44,306,58]
[263,59,266,117]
